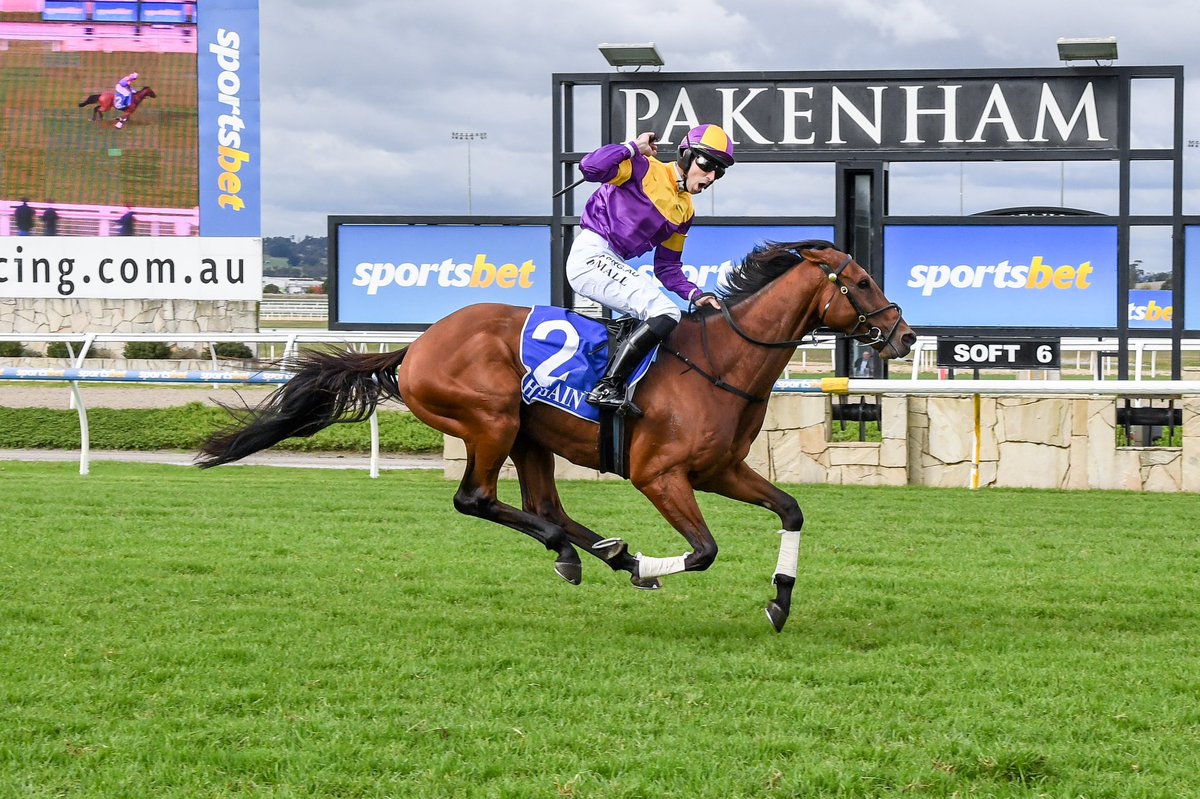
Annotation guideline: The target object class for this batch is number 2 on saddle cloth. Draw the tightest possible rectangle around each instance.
[518,306,656,424]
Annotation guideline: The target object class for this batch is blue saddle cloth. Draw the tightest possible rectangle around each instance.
[114,92,130,110]
[518,306,656,423]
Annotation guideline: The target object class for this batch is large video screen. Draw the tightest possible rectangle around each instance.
[0,0,257,239]
[0,0,261,301]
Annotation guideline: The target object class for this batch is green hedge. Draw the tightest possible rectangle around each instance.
[0,403,442,453]
[123,341,172,359]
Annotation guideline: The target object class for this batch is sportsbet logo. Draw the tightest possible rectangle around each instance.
[1129,300,1171,322]
[907,255,1093,297]
[352,254,536,295]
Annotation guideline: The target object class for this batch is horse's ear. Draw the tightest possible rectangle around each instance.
[798,249,820,262]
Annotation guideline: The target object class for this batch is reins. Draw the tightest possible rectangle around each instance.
[663,251,903,402]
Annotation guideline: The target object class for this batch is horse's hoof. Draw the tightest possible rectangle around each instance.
[631,575,661,590]
[592,537,627,561]
[764,601,789,633]
[554,560,582,585]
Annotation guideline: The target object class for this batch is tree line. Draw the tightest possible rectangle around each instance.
[264,236,327,278]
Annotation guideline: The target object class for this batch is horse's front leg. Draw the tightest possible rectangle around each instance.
[696,461,804,633]
[633,469,719,583]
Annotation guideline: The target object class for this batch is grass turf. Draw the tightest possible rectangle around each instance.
[0,463,1197,797]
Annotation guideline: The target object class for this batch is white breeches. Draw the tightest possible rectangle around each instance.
[565,230,680,321]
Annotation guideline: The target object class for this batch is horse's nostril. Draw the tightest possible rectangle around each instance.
[902,332,918,348]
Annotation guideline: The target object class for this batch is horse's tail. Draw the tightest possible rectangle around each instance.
[78,94,99,107]
[196,348,409,468]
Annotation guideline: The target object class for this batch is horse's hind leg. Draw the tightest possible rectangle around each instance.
[451,431,580,583]
[509,439,642,585]
[696,462,804,633]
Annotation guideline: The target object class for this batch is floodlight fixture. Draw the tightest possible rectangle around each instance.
[1056,36,1118,64]
[598,42,664,71]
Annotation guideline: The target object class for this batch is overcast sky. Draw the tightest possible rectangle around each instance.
[258,0,1200,250]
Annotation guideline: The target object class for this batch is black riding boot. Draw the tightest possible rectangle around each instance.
[587,321,665,416]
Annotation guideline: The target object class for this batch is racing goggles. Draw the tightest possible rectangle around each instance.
[692,152,726,179]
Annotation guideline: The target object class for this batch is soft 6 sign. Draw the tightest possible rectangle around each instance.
[333,224,551,328]
[627,225,834,310]
[884,225,1118,328]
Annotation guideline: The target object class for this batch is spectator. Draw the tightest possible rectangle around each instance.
[41,200,59,236]
[14,199,34,236]
[118,206,136,236]
[853,348,882,378]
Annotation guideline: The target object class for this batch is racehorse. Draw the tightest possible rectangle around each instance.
[78,87,156,127]
[197,242,915,632]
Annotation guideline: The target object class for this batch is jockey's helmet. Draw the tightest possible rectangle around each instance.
[678,124,735,169]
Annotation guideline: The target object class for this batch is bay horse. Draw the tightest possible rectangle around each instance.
[78,87,156,127]
[197,242,915,632]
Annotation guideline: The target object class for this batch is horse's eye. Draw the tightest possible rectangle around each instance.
[857,278,871,290]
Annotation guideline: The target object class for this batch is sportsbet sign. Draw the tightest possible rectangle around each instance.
[332,223,552,327]
[884,225,1119,328]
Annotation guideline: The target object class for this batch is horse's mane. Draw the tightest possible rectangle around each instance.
[716,239,836,309]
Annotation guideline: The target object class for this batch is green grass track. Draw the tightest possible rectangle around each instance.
[1,463,1196,797]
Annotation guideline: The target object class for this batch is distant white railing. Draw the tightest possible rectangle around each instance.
[260,297,329,320]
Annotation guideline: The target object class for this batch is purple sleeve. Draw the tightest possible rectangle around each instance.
[653,247,701,302]
[579,142,639,183]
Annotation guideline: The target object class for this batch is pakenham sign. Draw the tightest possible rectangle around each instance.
[609,74,1119,156]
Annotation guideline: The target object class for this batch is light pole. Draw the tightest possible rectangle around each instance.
[450,131,487,214]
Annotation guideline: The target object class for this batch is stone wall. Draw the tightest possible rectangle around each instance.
[1,298,257,347]
[443,393,1200,493]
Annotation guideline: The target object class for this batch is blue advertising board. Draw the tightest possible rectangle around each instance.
[627,225,835,310]
[198,0,261,237]
[334,224,553,326]
[91,0,138,22]
[141,2,192,23]
[1187,226,1200,331]
[884,225,1119,328]
[41,1,87,21]
[1128,290,1173,330]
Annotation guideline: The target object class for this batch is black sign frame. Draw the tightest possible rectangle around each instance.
[551,65,1187,377]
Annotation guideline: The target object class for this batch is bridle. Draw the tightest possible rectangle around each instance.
[663,250,905,402]
[810,252,904,351]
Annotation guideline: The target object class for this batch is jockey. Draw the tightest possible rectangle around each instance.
[565,123,735,414]
[114,71,139,110]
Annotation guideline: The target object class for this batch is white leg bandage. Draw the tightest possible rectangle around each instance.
[635,552,688,579]
[774,529,801,579]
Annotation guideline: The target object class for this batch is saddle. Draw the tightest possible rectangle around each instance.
[517,308,657,479]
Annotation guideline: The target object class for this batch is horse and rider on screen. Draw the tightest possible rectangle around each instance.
[78,72,156,128]
[197,126,917,633]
